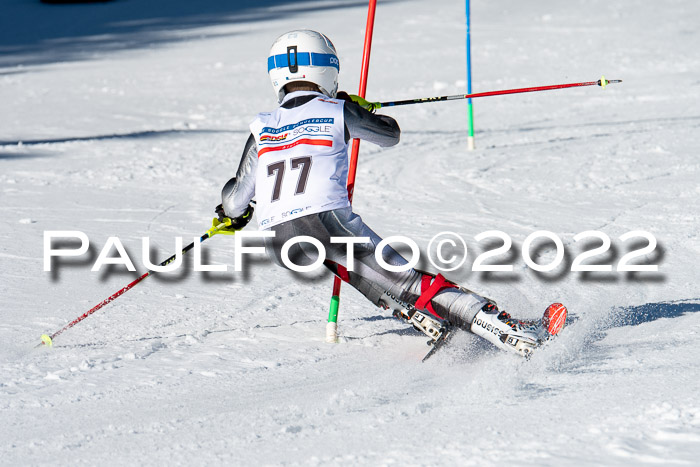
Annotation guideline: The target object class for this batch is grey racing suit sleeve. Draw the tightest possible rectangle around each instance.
[221,133,257,218]
[343,101,400,148]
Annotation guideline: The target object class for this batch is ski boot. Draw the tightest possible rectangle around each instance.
[471,302,567,357]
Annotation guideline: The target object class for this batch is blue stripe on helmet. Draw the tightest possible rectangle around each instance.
[267,52,339,72]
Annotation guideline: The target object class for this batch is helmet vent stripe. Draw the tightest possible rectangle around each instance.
[268,52,340,72]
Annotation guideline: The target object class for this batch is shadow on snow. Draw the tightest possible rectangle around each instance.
[0,0,381,67]
[608,299,700,328]
[556,299,700,372]
[0,128,243,147]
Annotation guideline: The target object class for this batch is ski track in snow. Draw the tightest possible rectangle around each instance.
[2,0,700,465]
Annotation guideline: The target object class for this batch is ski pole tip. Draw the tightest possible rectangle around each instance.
[598,76,622,88]
[40,334,53,347]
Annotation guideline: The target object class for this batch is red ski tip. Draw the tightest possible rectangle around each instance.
[542,303,567,336]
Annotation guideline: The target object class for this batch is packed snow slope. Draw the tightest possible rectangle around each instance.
[2,0,700,465]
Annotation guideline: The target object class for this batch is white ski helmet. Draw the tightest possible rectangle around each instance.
[267,30,339,102]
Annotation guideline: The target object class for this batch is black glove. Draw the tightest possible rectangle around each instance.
[336,91,379,113]
[212,203,254,235]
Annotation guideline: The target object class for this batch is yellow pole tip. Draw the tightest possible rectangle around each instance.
[600,75,608,89]
[40,334,53,347]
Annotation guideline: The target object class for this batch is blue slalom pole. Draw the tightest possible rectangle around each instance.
[466,0,475,150]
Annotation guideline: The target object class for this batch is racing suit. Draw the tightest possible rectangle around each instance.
[221,90,487,329]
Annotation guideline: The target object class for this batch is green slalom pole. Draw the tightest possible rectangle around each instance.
[467,100,475,150]
[466,0,475,150]
[328,295,340,331]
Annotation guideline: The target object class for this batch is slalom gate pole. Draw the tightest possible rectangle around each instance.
[326,0,378,343]
[466,0,475,150]
[377,77,621,108]
[37,222,227,348]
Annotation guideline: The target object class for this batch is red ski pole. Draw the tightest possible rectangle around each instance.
[37,222,227,347]
[326,0,378,343]
[376,76,621,108]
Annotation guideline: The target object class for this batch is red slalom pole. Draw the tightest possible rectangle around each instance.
[347,2,377,202]
[377,77,622,108]
[326,0,377,343]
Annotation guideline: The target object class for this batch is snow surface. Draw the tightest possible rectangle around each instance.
[2,0,700,465]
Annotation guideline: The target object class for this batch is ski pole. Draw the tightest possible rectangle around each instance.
[37,221,229,348]
[376,76,621,108]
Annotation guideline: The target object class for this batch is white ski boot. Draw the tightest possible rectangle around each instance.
[471,303,567,357]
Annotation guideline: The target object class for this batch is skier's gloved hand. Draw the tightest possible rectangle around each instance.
[336,91,379,113]
[211,203,254,235]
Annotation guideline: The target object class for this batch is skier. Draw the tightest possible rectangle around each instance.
[216,29,566,357]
